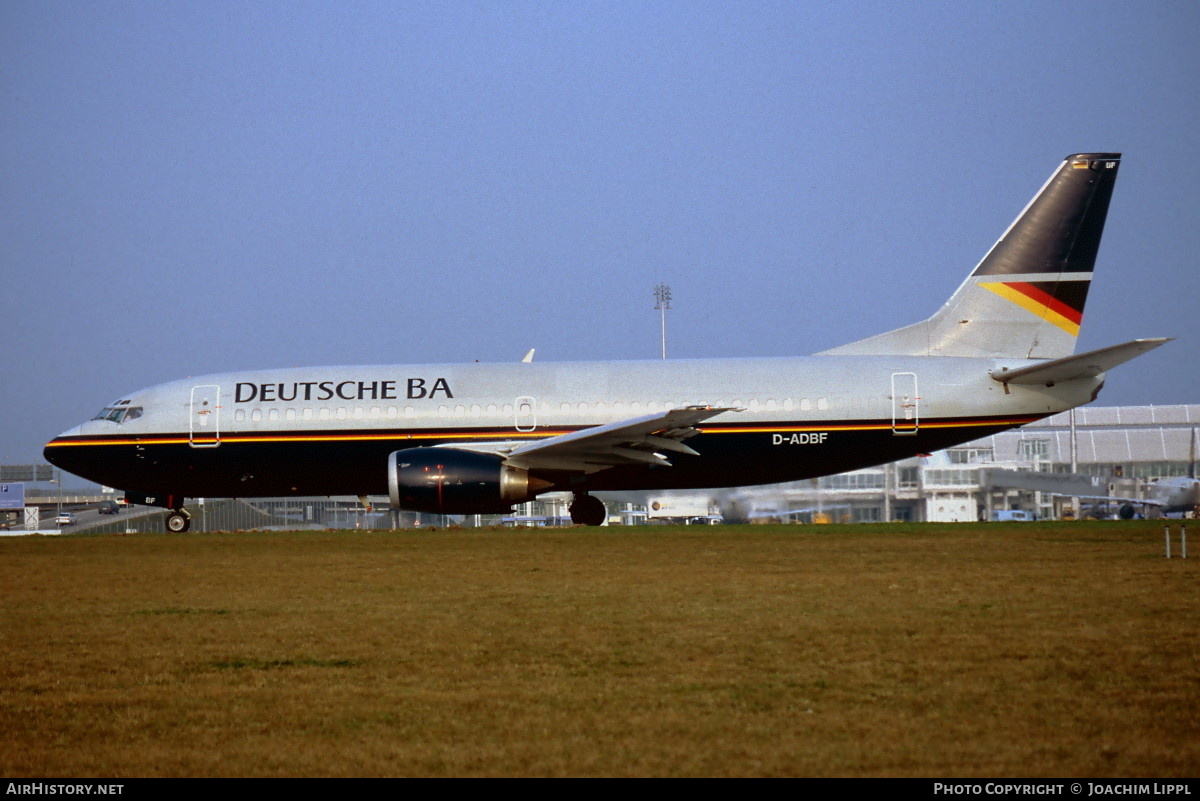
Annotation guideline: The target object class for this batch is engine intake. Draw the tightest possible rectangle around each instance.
[388,448,547,514]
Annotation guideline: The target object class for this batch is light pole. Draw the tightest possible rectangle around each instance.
[52,469,62,523]
[653,283,671,359]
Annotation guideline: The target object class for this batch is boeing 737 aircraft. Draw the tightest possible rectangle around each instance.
[45,153,1170,530]
[1141,476,1200,516]
[1114,429,1200,518]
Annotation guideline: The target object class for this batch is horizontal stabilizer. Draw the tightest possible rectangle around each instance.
[988,338,1171,386]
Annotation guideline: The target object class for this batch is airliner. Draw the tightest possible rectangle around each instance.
[1143,476,1200,516]
[1113,429,1200,518]
[1097,479,1200,520]
[45,153,1169,531]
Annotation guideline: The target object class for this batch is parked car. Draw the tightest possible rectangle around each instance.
[55,511,76,526]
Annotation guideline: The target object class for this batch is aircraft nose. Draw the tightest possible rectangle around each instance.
[44,425,82,469]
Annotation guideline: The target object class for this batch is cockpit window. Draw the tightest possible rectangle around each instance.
[91,405,143,423]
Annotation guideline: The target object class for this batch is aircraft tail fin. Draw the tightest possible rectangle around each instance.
[818,153,1122,359]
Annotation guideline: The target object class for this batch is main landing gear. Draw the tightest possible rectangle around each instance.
[569,493,607,526]
[165,509,192,533]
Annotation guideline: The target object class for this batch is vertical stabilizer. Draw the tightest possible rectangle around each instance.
[818,153,1121,359]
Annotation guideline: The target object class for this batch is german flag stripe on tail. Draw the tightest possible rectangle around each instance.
[980,280,1088,336]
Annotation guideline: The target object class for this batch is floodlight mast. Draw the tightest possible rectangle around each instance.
[653,283,671,359]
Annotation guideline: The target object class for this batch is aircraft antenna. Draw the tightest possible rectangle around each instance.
[653,283,672,359]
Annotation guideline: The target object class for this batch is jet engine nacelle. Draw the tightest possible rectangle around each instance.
[388,448,542,514]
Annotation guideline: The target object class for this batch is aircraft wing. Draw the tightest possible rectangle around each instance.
[496,406,736,474]
[1056,493,1163,506]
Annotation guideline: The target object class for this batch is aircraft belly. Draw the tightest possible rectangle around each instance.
[580,420,1032,491]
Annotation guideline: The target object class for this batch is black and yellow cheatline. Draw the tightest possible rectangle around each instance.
[696,416,1039,434]
[43,429,572,447]
[706,420,1034,434]
[44,415,1041,449]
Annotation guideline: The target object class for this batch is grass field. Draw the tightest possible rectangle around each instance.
[2,521,1196,777]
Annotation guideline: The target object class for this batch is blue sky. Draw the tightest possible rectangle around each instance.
[2,1,1198,470]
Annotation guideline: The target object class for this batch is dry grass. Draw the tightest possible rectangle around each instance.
[1,521,1197,777]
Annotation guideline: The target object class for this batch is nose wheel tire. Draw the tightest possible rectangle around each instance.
[166,511,192,533]
[569,494,606,526]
